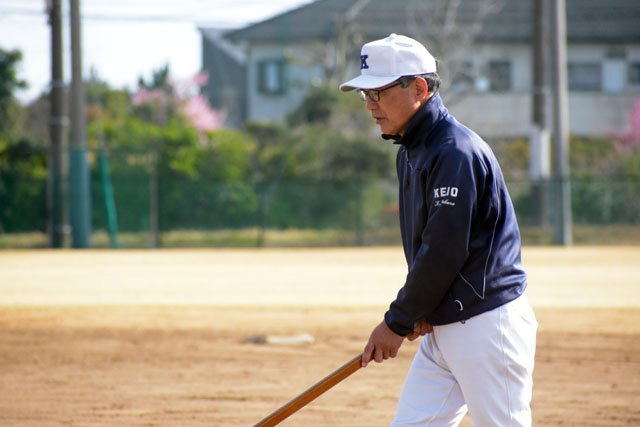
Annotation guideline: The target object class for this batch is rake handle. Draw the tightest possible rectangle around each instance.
[253,352,363,427]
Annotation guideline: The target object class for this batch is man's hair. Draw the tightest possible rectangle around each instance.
[398,73,441,94]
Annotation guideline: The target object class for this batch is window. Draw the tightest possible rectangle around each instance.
[487,60,511,92]
[257,59,287,95]
[449,60,474,91]
[603,59,625,93]
[629,63,640,86]
[568,63,601,91]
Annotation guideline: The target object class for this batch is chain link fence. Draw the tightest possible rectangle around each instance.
[1,147,639,248]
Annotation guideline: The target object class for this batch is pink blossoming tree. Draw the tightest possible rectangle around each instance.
[133,70,226,137]
[612,98,640,153]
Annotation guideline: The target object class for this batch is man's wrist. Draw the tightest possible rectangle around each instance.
[384,310,412,337]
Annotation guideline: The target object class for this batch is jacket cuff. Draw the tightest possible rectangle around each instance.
[384,309,413,337]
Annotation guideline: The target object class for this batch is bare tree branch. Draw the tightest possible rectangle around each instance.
[406,0,505,106]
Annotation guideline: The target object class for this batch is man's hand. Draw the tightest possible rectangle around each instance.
[362,320,405,367]
[406,318,433,341]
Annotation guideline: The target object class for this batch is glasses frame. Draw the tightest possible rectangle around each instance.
[358,81,403,102]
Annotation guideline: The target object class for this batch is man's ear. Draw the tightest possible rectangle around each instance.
[414,77,430,101]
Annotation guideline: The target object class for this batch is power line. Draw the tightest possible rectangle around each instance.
[0,0,313,24]
[0,8,192,22]
[1,9,252,26]
[0,8,43,16]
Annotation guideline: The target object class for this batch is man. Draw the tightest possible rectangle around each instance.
[339,34,538,426]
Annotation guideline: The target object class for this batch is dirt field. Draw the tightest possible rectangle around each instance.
[1,247,639,426]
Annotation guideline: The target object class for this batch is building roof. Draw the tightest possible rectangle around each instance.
[222,0,640,44]
[199,28,246,63]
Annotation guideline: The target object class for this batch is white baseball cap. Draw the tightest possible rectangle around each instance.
[339,33,436,92]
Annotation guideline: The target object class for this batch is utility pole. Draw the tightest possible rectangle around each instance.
[69,0,91,247]
[47,0,68,248]
[550,0,572,245]
[530,0,550,228]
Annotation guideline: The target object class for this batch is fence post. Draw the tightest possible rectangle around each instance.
[98,134,119,248]
[256,183,267,248]
[355,181,364,246]
[149,149,160,248]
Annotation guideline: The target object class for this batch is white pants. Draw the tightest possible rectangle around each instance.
[391,295,538,427]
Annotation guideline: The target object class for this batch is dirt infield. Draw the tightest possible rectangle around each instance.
[1,306,639,426]
[1,247,639,426]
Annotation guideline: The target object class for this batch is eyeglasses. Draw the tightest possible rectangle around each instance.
[358,81,403,102]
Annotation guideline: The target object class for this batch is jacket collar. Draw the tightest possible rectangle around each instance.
[388,92,448,148]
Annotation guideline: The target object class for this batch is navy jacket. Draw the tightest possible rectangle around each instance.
[384,93,527,335]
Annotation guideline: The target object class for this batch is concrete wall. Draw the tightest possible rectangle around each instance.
[448,92,639,139]
[246,42,326,124]
[242,41,640,137]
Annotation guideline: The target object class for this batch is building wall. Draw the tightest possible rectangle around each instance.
[448,92,639,139]
[246,42,326,124]
[240,40,640,137]
[200,33,247,128]
[446,42,640,138]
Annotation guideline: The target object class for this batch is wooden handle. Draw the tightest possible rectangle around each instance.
[253,353,363,427]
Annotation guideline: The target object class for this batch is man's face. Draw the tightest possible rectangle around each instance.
[363,80,424,136]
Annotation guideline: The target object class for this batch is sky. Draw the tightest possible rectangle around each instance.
[0,0,314,103]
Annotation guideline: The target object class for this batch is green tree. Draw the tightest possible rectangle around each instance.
[241,84,397,234]
[138,63,171,91]
[0,48,46,234]
[0,137,47,232]
[285,84,395,182]
[86,68,130,125]
[0,48,27,133]
[245,122,297,182]
[287,84,376,137]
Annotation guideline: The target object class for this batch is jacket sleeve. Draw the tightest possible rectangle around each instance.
[385,145,485,335]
